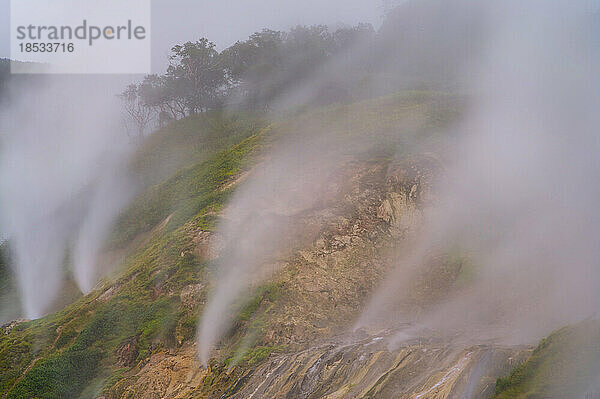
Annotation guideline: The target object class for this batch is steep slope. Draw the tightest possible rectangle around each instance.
[229,334,527,399]
[492,320,600,399]
[0,122,266,399]
[0,91,565,399]
[100,92,461,398]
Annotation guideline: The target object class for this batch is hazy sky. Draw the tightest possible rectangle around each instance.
[0,0,385,72]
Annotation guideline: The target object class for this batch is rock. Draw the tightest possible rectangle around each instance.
[377,191,421,237]
[2,319,28,334]
[97,285,118,303]
[108,345,208,399]
[193,230,224,260]
[377,196,396,224]
[180,283,205,309]
[116,337,139,367]
[230,333,529,399]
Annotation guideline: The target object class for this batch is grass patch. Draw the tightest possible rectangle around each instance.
[111,132,264,247]
[448,250,477,287]
[493,320,600,398]
[132,111,265,186]
[240,345,283,365]
[237,282,283,322]
[7,347,102,399]
[0,116,268,398]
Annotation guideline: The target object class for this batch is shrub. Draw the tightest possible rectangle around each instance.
[7,347,102,399]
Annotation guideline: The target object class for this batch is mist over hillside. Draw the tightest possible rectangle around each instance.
[0,1,599,398]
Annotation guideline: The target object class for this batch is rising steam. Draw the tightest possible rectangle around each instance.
[360,0,600,344]
[197,0,600,366]
[196,126,363,364]
[0,76,134,318]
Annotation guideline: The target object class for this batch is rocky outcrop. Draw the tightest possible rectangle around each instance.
[251,158,432,350]
[99,156,532,399]
[107,331,528,399]
[229,331,529,399]
[109,344,207,399]
[116,337,139,367]
[180,284,205,309]
[1,319,28,335]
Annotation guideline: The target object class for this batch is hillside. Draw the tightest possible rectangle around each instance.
[492,321,600,399]
[0,91,598,399]
[0,91,454,398]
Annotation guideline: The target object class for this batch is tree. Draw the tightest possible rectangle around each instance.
[166,39,226,114]
[138,74,186,121]
[120,22,377,119]
[221,29,285,109]
[119,83,153,140]
[332,23,375,51]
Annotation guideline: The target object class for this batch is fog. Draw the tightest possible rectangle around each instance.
[0,0,385,72]
[197,0,600,378]
[0,76,134,318]
[0,0,387,332]
[0,0,388,330]
[359,0,600,345]
[0,0,599,392]
[196,116,390,364]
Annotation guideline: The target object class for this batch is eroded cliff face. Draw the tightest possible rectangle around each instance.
[103,155,530,399]
[228,333,528,399]
[110,332,529,399]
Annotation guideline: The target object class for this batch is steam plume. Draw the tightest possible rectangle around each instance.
[197,0,600,367]
[361,0,600,344]
[0,76,133,318]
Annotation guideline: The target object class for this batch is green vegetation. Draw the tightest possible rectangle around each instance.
[131,112,265,185]
[112,122,266,247]
[7,347,102,399]
[0,241,10,286]
[0,111,267,399]
[224,282,285,368]
[122,24,376,128]
[236,282,283,322]
[239,345,283,365]
[0,321,56,394]
[493,320,600,398]
[448,249,478,288]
